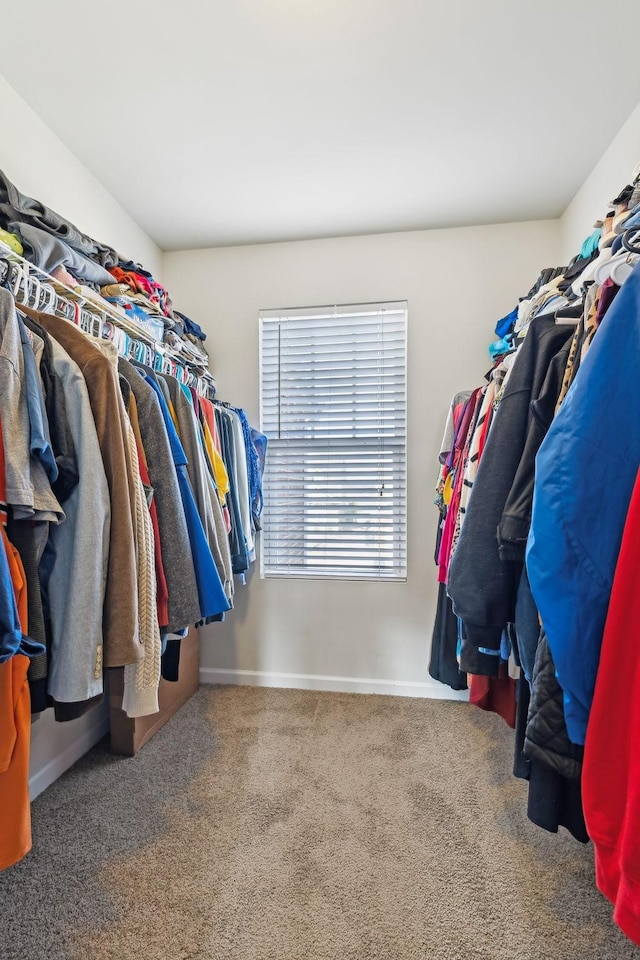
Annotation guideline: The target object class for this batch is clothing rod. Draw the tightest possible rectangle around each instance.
[0,240,216,398]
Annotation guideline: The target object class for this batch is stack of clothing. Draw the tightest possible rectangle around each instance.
[0,283,265,871]
[430,165,640,946]
[0,169,210,370]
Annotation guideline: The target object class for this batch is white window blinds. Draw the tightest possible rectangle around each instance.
[260,302,407,580]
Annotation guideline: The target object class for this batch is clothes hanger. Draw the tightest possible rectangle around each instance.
[92,315,103,339]
[11,261,26,302]
[38,282,56,313]
[593,233,640,285]
[80,308,94,335]
[37,280,51,312]
[0,257,12,288]
[593,252,623,286]
[610,253,638,286]
[27,275,42,310]
[53,292,72,321]
[622,228,640,255]
[554,300,584,325]
[11,262,24,300]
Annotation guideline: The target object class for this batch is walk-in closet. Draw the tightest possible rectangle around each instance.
[2,3,640,958]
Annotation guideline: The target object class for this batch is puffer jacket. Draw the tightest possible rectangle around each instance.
[527,261,640,746]
[524,631,583,782]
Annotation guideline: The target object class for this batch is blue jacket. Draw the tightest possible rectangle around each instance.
[526,262,640,745]
[145,377,230,620]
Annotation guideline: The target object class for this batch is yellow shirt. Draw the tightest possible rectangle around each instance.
[203,419,229,501]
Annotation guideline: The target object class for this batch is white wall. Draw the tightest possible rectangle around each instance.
[0,76,163,797]
[164,221,561,696]
[562,100,640,262]
[0,75,162,278]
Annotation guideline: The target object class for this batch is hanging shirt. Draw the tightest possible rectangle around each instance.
[17,315,58,485]
[218,408,250,575]
[224,408,254,561]
[164,377,228,590]
[201,397,230,500]
[0,530,26,664]
[176,382,233,600]
[145,377,230,620]
[232,406,263,526]
[127,390,169,630]
[0,290,63,524]
[0,416,43,663]
[34,336,109,704]
[22,314,79,505]
[117,358,201,633]
[23,305,140,669]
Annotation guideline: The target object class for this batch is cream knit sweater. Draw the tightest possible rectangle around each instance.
[122,414,161,718]
[89,336,161,717]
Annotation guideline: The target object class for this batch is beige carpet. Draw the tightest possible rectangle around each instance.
[0,685,637,960]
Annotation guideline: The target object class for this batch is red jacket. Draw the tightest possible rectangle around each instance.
[583,467,640,945]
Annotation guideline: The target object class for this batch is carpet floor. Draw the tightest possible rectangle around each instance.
[0,685,637,960]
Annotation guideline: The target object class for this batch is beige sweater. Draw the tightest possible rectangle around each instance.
[89,337,161,718]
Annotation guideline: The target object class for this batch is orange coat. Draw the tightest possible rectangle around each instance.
[0,413,32,872]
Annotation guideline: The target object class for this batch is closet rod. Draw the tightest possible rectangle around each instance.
[0,239,216,398]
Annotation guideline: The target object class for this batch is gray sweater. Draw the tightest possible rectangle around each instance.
[45,336,110,703]
[118,358,201,632]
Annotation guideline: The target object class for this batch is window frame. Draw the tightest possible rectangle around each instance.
[258,300,408,583]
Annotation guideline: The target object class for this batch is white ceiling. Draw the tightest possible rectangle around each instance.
[4,0,640,250]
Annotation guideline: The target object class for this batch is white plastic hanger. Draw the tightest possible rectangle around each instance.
[611,253,638,286]
[593,250,639,286]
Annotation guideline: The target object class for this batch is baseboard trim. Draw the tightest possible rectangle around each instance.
[29,716,110,801]
[200,667,468,701]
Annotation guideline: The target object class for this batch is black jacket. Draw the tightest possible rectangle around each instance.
[524,631,583,783]
[447,316,574,675]
[498,338,572,563]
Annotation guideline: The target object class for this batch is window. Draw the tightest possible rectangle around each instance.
[260,301,407,580]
